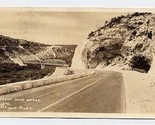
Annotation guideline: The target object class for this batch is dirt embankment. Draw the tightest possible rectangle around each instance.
[123,70,155,113]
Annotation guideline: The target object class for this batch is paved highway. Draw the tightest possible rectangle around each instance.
[0,71,125,113]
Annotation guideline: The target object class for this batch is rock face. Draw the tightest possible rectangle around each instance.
[71,41,88,69]
[82,12,155,73]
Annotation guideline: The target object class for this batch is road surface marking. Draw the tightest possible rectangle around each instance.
[37,73,111,112]
[0,73,96,99]
[35,74,98,98]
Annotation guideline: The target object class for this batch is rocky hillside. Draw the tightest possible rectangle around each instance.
[82,12,155,73]
[0,35,47,65]
[0,35,77,84]
[0,35,76,67]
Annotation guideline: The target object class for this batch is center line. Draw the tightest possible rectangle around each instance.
[37,73,111,112]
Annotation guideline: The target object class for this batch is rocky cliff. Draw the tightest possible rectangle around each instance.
[82,12,155,73]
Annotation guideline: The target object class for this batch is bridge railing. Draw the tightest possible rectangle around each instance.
[24,59,68,67]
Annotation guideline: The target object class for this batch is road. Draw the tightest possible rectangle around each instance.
[0,71,125,113]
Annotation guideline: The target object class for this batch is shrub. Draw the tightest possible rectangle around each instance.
[63,69,75,75]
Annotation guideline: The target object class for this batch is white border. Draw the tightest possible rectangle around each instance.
[0,0,155,124]
[0,0,154,8]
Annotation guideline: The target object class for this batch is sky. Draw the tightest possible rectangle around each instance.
[0,9,126,45]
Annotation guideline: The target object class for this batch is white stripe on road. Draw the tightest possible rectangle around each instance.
[37,73,111,112]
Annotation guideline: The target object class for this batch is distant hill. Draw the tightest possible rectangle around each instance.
[0,35,77,66]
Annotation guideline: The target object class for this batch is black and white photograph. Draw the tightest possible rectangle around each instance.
[0,8,155,117]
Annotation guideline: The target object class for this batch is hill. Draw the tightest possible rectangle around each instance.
[82,12,155,73]
[0,35,77,84]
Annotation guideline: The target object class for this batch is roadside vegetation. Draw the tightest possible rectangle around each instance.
[0,63,55,85]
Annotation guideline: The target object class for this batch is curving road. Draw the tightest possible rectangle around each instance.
[0,70,125,113]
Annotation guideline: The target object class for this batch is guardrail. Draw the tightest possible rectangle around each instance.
[0,71,95,95]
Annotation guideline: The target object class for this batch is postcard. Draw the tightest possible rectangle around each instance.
[0,8,155,118]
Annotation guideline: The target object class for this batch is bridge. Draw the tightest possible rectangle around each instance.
[24,59,68,67]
